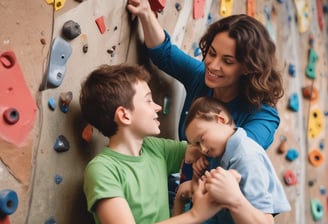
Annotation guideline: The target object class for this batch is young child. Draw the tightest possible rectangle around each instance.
[79,64,222,224]
[176,96,291,224]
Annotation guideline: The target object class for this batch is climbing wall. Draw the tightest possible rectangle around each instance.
[0,0,327,223]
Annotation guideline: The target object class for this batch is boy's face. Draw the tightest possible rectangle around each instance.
[130,80,162,137]
[185,116,226,158]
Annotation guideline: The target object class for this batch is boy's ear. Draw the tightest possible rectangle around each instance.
[215,113,227,124]
[115,106,132,125]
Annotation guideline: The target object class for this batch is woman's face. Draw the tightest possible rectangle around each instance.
[204,32,244,91]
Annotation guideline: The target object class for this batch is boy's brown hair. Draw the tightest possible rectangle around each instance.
[185,96,234,130]
[79,64,150,137]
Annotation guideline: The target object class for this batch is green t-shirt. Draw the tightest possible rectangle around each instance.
[84,136,187,224]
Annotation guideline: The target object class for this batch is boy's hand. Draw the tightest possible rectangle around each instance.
[192,156,209,178]
[185,144,202,164]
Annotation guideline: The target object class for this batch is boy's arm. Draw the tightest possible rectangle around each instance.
[172,181,192,216]
[96,197,136,224]
[158,179,223,224]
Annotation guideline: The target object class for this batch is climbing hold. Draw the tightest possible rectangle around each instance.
[316,0,324,31]
[308,179,316,187]
[0,51,38,146]
[308,108,323,138]
[219,0,234,17]
[302,85,318,101]
[45,0,66,11]
[306,48,318,79]
[0,215,10,224]
[59,91,73,113]
[95,16,106,34]
[0,189,18,215]
[54,174,63,184]
[54,135,70,152]
[175,2,182,11]
[48,97,56,111]
[310,198,323,221]
[40,38,47,45]
[308,149,323,167]
[283,170,297,186]
[277,139,287,154]
[80,34,88,53]
[194,47,201,57]
[149,0,166,13]
[319,139,324,150]
[62,20,81,40]
[246,0,256,18]
[319,185,326,195]
[286,148,299,161]
[193,0,205,19]
[46,37,72,88]
[288,93,299,112]
[3,108,19,125]
[288,63,296,77]
[294,0,311,33]
[82,124,93,142]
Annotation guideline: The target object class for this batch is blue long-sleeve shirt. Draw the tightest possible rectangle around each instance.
[148,31,280,150]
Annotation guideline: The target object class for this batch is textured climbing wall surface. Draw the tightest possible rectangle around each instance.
[0,0,327,223]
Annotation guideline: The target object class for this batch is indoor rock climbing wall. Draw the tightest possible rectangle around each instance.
[0,0,327,223]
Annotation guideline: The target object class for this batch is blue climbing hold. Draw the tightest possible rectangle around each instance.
[286,148,299,161]
[0,189,18,215]
[288,93,299,112]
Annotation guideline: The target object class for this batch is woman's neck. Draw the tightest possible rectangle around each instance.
[213,87,239,103]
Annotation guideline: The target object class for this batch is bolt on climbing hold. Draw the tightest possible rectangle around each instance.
[288,93,299,112]
[53,135,70,152]
[2,108,19,125]
[302,85,318,101]
[285,148,299,161]
[288,63,296,77]
[48,97,56,111]
[277,140,287,154]
[319,185,326,195]
[46,37,72,88]
[95,16,106,34]
[82,124,93,142]
[310,198,323,221]
[80,34,88,53]
[54,174,63,184]
[306,48,318,79]
[0,189,18,216]
[283,170,297,186]
[59,91,73,113]
[308,108,324,138]
[62,20,81,40]
[308,149,323,167]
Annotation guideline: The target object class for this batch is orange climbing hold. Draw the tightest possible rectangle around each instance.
[302,86,318,102]
[82,124,93,142]
[308,149,324,167]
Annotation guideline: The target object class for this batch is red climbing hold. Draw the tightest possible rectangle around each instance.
[95,16,106,34]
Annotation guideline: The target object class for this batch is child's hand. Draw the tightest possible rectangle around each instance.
[185,144,202,164]
[192,156,209,178]
[203,167,243,207]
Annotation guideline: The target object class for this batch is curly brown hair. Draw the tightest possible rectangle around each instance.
[199,14,284,108]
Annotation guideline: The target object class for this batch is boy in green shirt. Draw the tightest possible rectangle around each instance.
[80,64,222,224]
